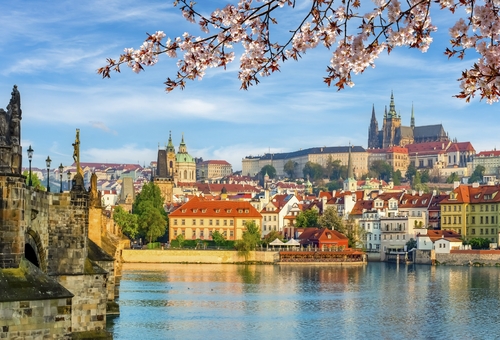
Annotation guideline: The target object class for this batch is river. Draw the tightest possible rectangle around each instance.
[107,263,500,339]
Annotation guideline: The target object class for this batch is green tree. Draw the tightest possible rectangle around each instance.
[468,165,485,184]
[446,172,460,184]
[392,170,402,186]
[113,205,139,239]
[326,180,342,191]
[295,209,319,228]
[420,169,430,183]
[303,161,324,182]
[283,160,297,179]
[23,170,45,190]
[212,230,226,248]
[369,160,392,182]
[468,237,490,249]
[235,220,261,260]
[262,230,284,246]
[318,207,343,231]
[337,218,365,248]
[133,182,167,243]
[176,234,185,248]
[405,163,417,182]
[406,238,417,250]
[260,164,277,179]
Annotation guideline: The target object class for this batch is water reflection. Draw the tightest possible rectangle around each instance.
[109,263,500,340]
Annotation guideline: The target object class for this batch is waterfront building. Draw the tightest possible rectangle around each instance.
[168,196,262,242]
[440,183,500,243]
[260,194,300,237]
[416,229,462,252]
[298,228,349,250]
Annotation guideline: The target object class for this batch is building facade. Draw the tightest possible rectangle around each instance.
[168,196,262,242]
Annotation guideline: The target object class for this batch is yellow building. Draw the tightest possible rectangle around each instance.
[440,184,500,243]
[168,196,262,242]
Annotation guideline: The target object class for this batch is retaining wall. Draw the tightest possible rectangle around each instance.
[122,249,279,264]
[436,250,500,266]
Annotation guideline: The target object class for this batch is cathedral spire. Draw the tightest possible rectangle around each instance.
[384,105,388,118]
[167,131,175,153]
[411,102,415,128]
[388,91,397,118]
[179,132,187,154]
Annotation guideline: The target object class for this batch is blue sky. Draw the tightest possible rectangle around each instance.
[1,0,497,172]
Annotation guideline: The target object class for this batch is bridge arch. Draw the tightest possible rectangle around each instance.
[25,228,47,272]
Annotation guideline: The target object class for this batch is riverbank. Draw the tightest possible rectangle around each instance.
[122,249,369,265]
[122,249,279,264]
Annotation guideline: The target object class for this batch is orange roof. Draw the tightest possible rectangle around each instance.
[477,150,500,157]
[419,229,462,242]
[169,196,262,218]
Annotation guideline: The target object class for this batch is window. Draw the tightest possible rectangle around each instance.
[486,229,489,235]
[472,216,475,224]
[192,230,196,239]
[480,228,484,235]
[471,206,475,212]
[223,230,227,237]
[458,216,461,224]
[402,235,406,240]
[454,217,456,224]
[174,219,178,225]
[274,216,277,221]
[181,219,185,226]
[230,230,234,238]
[486,216,489,224]
[492,228,495,235]
[230,220,234,226]
[174,229,178,237]
[216,220,220,226]
[193,219,196,225]
[209,219,213,226]
[454,206,457,212]
[486,205,489,212]
[224,220,227,226]
[200,230,204,238]
[209,230,213,238]
[481,216,484,224]
[200,220,204,226]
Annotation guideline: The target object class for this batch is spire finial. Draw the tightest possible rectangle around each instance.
[388,91,396,118]
[411,102,415,128]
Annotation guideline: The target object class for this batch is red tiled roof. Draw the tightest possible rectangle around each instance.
[199,160,232,166]
[169,196,262,218]
[477,150,500,157]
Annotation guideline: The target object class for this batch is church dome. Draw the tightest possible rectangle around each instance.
[176,153,195,163]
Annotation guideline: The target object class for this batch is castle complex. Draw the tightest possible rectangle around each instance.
[368,92,449,149]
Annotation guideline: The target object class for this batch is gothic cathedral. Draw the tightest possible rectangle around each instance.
[368,92,449,149]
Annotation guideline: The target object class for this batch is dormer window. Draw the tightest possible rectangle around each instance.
[245,209,249,213]
[238,209,243,213]
[202,209,207,213]
[193,209,198,213]
[227,209,232,213]
[181,209,187,213]
[215,209,220,213]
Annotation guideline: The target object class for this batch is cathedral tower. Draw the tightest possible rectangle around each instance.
[382,92,401,148]
[368,104,379,149]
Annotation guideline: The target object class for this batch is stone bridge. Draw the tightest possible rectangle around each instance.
[0,86,123,339]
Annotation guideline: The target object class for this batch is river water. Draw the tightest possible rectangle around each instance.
[107,263,500,340]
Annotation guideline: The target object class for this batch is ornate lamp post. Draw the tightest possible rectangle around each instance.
[67,170,71,191]
[59,163,64,193]
[45,156,51,192]
[27,145,34,187]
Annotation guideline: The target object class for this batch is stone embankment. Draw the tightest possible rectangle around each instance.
[122,249,279,264]
[437,250,500,266]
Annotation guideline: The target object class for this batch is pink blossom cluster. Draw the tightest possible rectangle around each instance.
[97,0,500,102]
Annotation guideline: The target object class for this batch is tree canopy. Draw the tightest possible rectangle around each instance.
[235,220,262,259]
[296,209,319,228]
[303,161,324,182]
[23,170,45,191]
[368,160,392,182]
[128,182,168,243]
[113,206,139,240]
[318,207,343,231]
[260,164,277,179]
[283,160,297,179]
[98,0,500,102]
[468,165,485,184]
